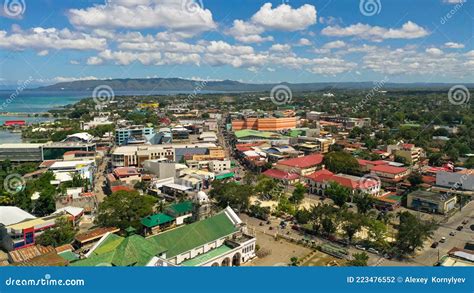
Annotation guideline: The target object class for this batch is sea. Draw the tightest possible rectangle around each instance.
[0,89,226,143]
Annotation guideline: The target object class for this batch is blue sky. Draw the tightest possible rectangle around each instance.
[0,0,473,86]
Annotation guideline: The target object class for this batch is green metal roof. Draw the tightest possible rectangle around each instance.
[150,211,237,258]
[215,172,235,180]
[166,201,193,216]
[141,213,175,228]
[71,234,167,267]
[181,245,233,266]
[234,129,284,139]
[58,251,79,262]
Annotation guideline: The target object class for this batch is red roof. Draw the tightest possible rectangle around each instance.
[371,164,408,175]
[110,185,134,193]
[357,159,389,167]
[4,120,26,126]
[113,167,140,178]
[305,169,334,181]
[63,150,95,156]
[39,160,57,168]
[235,142,264,152]
[278,154,324,169]
[263,169,299,180]
[401,143,415,149]
[306,170,379,190]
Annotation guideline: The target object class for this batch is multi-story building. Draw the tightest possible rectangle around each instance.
[111,143,217,167]
[115,125,155,145]
[232,117,297,131]
[370,165,410,183]
[209,160,231,173]
[275,154,324,176]
[0,143,44,162]
[305,169,381,197]
[387,143,424,165]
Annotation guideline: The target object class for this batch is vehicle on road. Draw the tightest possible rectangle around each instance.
[431,242,439,248]
[462,219,469,225]
[440,237,446,243]
[449,231,456,236]
[457,225,463,231]
[355,245,366,251]
[368,248,379,255]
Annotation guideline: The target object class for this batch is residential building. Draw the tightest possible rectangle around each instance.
[387,143,424,164]
[209,160,231,173]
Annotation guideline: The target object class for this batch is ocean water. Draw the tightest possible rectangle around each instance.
[0,89,226,113]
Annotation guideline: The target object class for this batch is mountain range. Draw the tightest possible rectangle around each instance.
[34,78,473,92]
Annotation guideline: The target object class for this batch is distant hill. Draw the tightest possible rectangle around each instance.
[35,77,472,92]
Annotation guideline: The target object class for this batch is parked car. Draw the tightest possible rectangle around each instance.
[355,245,366,251]
[457,226,464,231]
[440,237,446,243]
[431,242,439,248]
[368,248,379,255]
[449,231,456,236]
[462,219,469,225]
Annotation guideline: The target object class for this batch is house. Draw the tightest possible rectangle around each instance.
[305,169,381,197]
[357,159,390,173]
[370,164,410,183]
[112,167,141,185]
[71,207,256,267]
[275,154,324,176]
[407,190,457,214]
[74,227,120,248]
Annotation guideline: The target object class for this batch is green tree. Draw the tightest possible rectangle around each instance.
[255,176,278,200]
[36,217,76,247]
[210,181,253,212]
[289,183,305,204]
[294,208,311,224]
[323,151,359,174]
[347,252,369,266]
[96,190,157,230]
[325,182,350,208]
[354,193,375,214]
[395,211,437,255]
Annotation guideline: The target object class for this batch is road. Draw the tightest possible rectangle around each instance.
[93,152,111,203]
[412,201,474,266]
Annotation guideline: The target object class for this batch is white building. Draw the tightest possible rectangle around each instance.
[436,170,474,191]
[209,160,231,173]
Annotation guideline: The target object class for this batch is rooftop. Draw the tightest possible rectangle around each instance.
[371,164,408,174]
[277,154,324,169]
[141,213,175,228]
[263,169,299,180]
[181,245,233,266]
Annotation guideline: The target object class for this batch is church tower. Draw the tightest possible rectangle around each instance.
[192,191,211,222]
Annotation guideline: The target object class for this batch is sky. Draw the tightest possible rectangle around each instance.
[0,0,473,87]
